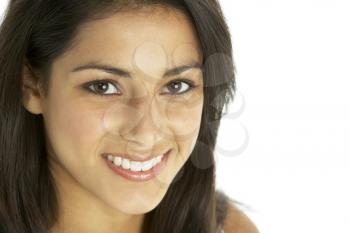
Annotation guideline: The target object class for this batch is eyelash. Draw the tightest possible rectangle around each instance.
[82,78,198,99]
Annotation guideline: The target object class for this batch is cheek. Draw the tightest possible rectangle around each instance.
[165,95,203,138]
[164,94,203,159]
[44,95,105,161]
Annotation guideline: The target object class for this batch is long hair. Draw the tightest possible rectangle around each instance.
[0,0,236,232]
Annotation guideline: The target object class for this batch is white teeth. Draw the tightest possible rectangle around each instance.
[130,161,142,172]
[113,156,122,166]
[108,153,165,171]
[155,155,162,163]
[121,158,130,169]
[141,159,154,171]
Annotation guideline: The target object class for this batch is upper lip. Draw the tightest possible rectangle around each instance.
[101,148,171,162]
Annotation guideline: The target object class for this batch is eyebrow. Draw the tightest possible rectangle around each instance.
[70,61,202,78]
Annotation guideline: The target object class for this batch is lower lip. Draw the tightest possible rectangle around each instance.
[103,149,171,182]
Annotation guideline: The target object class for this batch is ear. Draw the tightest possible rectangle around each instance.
[21,60,45,115]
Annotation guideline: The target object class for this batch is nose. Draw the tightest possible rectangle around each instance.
[120,94,164,149]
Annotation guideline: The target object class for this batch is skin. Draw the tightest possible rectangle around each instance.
[22,5,204,233]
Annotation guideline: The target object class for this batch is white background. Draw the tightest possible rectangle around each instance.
[216,1,350,233]
[1,1,350,233]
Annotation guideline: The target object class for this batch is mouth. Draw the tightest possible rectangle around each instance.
[101,148,170,162]
[102,148,172,182]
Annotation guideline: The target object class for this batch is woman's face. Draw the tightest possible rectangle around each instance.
[33,6,204,214]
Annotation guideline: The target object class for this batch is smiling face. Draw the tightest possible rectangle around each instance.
[23,5,204,216]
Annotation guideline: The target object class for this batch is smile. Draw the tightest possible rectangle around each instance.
[102,149,171,182]
[107,153,164,171]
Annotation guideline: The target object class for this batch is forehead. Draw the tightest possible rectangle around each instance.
[61,5,203,70]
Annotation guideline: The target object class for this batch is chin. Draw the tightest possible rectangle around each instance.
[115,200,161,215]
[106,193,164,215]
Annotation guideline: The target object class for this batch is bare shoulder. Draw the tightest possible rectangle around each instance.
[222,201,260,233]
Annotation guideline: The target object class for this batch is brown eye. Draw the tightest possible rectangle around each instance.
[83,80,120,97]
[163,79,196,95]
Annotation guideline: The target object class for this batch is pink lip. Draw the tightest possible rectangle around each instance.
[103,149,171,182]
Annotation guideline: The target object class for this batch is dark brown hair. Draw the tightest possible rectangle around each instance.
[0,0,236,232]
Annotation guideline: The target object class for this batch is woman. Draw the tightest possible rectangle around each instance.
[0,0,259,233]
